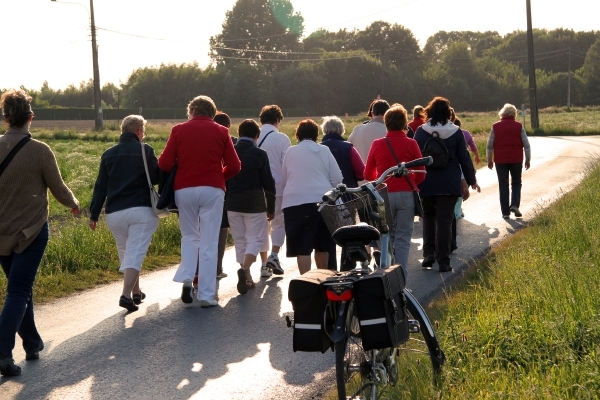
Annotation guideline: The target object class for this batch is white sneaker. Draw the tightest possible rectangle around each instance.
[260,266,272,277]
[200,299,218,308]
[266,255,284,275]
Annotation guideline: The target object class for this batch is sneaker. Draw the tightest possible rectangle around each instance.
[181,280,193,304]
[261,266,273,277]
[439,264,453,272]
[510,206,522,217]
[217,272,228,279]
[119,295,139,312]
[266,255,284,275]
[421,256,435,269]
[200,299,218,308]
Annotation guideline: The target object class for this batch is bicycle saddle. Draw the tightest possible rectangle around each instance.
[332,223,380,247]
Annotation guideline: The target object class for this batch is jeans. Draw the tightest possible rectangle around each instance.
[0,222,49,358]
[495,163,523,216]
[421,195,459,268]
[388,191,415,279]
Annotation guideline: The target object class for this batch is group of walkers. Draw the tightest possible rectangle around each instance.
[0,88,531,377]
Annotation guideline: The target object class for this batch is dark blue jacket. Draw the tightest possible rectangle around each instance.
[321,133,358,188]
[414,125,476,197]
[225,138,276,214]
[90,133,158,220]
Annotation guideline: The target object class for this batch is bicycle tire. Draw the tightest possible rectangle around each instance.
[395,289,445,394]
[334,300,376,400]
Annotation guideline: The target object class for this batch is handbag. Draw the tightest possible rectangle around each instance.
[384,138,424,218]
[140,141,170,218]
[157,165,178,212]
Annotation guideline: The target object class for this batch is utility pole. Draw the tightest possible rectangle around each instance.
[380,48,385,98]
[567,47,572,110]
[90,0,103,130]
[525,0,539,129]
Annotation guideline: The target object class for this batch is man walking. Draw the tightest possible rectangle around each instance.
[257,105,291,276]
[348,99,390,164]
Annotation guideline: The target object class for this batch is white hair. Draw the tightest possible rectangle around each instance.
[320,115,345,136]
[498,103,517,118]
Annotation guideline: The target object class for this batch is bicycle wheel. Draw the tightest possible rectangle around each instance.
[334,301,375,400]
[394,289,445,397]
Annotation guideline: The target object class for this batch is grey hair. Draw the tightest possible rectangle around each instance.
[498,103,517,118]
[321,115,345,136]
[187,95,217,118]
[121,114,146,134]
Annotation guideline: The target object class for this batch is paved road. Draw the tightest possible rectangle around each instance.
[2,136,600,400]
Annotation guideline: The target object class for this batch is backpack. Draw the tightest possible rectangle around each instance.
[421,131,449,169]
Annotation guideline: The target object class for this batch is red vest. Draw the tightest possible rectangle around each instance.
[492,116,524,163]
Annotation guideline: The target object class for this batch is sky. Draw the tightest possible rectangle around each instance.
[1,0,598,91]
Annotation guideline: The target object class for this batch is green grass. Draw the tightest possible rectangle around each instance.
[379,158,600,398]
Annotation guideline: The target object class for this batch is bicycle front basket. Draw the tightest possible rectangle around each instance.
[319,184,393,234]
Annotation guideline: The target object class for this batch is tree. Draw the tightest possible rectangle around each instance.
[581,38,600,104]
[350,21,420,66]
[209,0,304,72]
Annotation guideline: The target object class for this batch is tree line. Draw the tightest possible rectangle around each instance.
[8,0,600,115]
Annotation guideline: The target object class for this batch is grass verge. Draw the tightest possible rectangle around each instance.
[379,159,600,398]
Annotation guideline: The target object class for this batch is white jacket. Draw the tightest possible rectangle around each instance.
[281,140,343,209]
[258,124,291,197]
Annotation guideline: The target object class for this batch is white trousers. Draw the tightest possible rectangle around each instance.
[262,195,285,251]
[227,211,268,264]
[173,186,224,301]
[106,207,159,272]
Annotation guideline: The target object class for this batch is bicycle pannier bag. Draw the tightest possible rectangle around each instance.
[288,269,337,353]
[352,264,409,350]
[421,131,449,169]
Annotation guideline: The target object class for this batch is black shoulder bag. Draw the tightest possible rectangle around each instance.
[384,137,424,218]
[0,136,31,179]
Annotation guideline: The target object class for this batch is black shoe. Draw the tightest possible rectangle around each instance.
[119,295,139,312]
[510,206,522,217]
[25,340,44,361]
[132,291,146,305]
[0,357,21,376]
[181,280,193,304]
[439,264,453,272]
[422,256,435,269]
[237,269,249,295]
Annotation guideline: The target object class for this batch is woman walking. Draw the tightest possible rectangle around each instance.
[0,89,80,376]
[487,103,531,219]
[364,104,425,279]
[159,96,240,308]
[226,120,275,294]
[281,119,343,274]
[90,115,160,313]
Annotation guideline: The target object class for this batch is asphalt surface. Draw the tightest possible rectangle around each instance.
[2,136,600,400]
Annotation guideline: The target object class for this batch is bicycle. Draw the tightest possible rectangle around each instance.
[318,156,445,400]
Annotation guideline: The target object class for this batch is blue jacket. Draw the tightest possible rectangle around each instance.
[414,122,476,197]
[321,133,358,188]
[90,133,158,220]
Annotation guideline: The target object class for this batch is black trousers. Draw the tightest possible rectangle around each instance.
[421,195,459,268]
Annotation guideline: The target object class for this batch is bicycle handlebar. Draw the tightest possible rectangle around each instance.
[321,156,432,204]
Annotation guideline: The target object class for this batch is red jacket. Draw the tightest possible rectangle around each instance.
[408,117,425,134]
[492,116,524,163]
[158,116,241,191]
[364,130,425,192]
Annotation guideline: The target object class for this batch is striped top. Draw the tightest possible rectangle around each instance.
[0,127,79,255]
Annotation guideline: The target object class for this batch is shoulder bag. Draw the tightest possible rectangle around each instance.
[140,141,170,218]
[384,138,424,218]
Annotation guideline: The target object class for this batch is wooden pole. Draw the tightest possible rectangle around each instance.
[526,0,539,129]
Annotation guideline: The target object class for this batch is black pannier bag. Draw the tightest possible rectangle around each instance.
[288,269,337,353]
[352,264,409,350]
